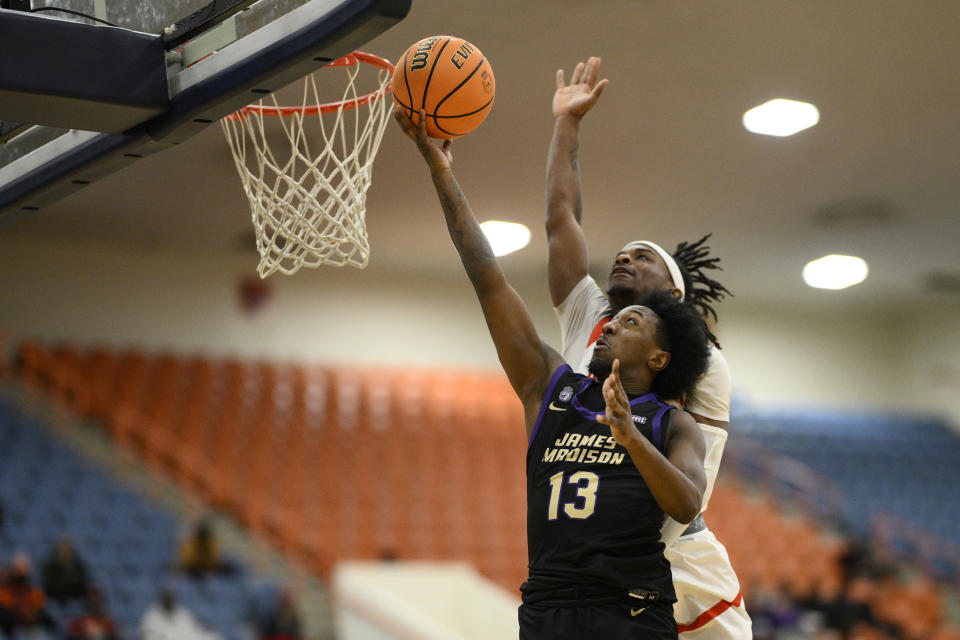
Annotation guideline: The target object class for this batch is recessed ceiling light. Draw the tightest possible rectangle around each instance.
[802,254,869,290]
[480,220,531,257]
[743,99,820,137]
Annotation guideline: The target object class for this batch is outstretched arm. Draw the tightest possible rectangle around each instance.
[395,108,566,437]
[545,57,608,307]
[597,360,706,523]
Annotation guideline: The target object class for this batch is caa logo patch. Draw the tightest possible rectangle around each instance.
[631,415,647,424]
[558,386,573,402]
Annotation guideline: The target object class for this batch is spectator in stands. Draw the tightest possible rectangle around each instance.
[748,582,806,640]
[795,576,841,629]
[42,535,90,605]
[176,520,236,581]
[825,576,883,636]
[259,589,302,640]
[139,587,222,640]
[65,585,119,640]
[837,534,874,587]
[0,552,56,637]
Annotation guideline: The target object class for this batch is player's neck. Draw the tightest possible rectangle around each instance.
[607,297,629,317]
[618,369,653,397]
[606,290,642,317]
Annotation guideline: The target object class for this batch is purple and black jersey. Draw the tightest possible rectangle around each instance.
[523,365,678,603]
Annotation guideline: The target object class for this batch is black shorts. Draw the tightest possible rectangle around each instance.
[519,600,677,639]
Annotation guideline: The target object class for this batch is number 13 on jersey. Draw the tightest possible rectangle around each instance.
[547,470,600,520]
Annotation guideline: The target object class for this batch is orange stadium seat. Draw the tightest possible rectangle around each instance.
[18,342,959,622]
[48,345,83,408]
[77,347,118,419]
[15,340,52,391]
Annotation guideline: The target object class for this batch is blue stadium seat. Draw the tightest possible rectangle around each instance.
[0,395,283,640]
[735,408,960,549]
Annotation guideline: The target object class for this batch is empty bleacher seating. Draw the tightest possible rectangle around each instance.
[10,342,960,638]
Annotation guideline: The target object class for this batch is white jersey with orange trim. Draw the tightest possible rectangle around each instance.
[555,275,751,638]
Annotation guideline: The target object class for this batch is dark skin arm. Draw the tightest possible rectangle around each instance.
[596,359,706,523]
[545,57,608,307]
[394,108,566,438]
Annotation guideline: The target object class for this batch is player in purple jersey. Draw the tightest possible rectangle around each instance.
[395,107,711,639]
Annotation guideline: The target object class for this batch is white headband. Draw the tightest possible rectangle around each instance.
[621,240,686,301]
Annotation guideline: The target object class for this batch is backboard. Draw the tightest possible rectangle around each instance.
[0,0,411,220]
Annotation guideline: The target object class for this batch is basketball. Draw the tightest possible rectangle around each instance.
[392,35,495,139]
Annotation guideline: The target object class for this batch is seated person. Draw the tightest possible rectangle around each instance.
[66,586,119,640]
[0,552,55,637]
[176,520,236,579]
[42,535,90,605]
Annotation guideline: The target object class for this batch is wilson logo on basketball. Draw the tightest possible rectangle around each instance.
[409,36,440,70]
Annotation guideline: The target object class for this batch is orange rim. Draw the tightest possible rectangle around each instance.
[226,52,394,120]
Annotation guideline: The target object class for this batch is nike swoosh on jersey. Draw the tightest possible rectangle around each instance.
[548,402,566,412]
[630,607,648,617]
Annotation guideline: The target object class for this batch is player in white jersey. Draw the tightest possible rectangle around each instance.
[545,57,751,637]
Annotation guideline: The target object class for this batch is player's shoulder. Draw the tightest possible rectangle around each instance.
[558,366,593,389]
[667,406,699,429]
[705,344,731,377]
[547,363,581,387]
[546,366,596,401]
[556,274,606,310]
[573,273,605,298]
[663,407,701,445]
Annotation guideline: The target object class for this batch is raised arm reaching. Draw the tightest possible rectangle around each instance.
[394,108,565,438]
[545,56,608,306]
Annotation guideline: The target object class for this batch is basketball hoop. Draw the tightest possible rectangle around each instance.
[222,52,394,278]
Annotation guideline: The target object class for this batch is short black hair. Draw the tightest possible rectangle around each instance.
[672,234,732,349]
[637,289,710,402]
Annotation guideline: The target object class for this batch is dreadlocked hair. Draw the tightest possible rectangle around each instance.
[672,233,733,349]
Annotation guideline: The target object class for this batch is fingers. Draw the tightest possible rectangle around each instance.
[416,108,428,141]
[602,374,621,412]
[601,360,628,413]
[392,106,432,145]
[609,359,621,395]
[597,383,620,427]
[598,358,636,433]
[394,107,452,166]
[392,106,417,139]
[561,58,604,91]
[591,78,609,100]
[606,384,621,410]
[573,57,601,85]
[582,57,598,86]
[570,61,584,86]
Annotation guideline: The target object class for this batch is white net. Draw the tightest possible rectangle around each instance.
[221,54,393,278]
